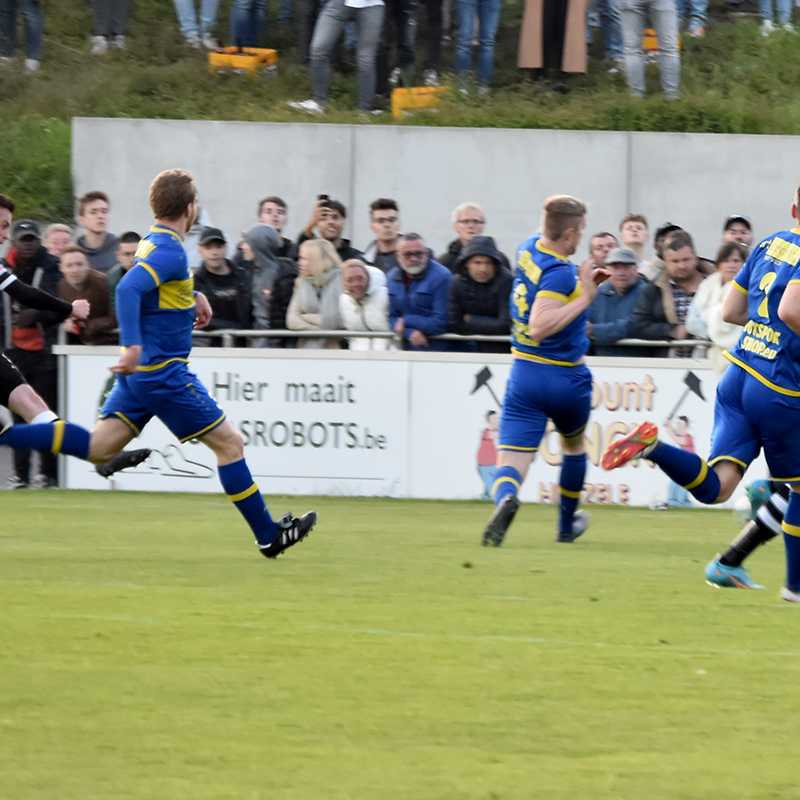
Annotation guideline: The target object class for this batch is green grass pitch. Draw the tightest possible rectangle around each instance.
[1,491,798,799]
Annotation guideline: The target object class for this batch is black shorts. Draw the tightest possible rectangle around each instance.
[0,351,27,407]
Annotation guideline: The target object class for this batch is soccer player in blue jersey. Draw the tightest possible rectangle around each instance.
[482,195,607,547]
[602,187,800,601]
[1,170,315,559]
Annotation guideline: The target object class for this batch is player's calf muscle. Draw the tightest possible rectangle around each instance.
[7,384,48,421]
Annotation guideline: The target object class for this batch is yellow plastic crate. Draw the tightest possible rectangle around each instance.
[391,86,448,119]
[208,47,278,74]
[642,28,682,51]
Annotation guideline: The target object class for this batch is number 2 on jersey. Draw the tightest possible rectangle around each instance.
[758,271,777,319]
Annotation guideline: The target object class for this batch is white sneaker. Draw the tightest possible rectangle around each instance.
[287,98,325,114]
[185,33,202,49]
[780,586,800,602]
[24,58,39,73]
[477,84,490,97]
[389,66,402,87]
[783,22,796,32]
[423,68,439,86]
[761,19,775,36]
[112,34,126,49]
[0,56,13,66]
[90,34,108,55]
[202,33,218,50]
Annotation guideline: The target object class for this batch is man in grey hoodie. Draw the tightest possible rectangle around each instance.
[76,191,119,273]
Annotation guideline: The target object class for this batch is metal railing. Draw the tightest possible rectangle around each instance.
[186,328,713,352]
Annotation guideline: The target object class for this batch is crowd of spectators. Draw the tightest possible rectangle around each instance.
[0,2,782,100]
[0,186,761,485]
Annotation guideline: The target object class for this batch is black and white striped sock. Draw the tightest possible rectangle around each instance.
[719,484,790,567]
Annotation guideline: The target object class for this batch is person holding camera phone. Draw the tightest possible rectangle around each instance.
[296,195,365,263]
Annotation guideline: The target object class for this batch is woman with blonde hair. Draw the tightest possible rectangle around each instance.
[286,238,344,349]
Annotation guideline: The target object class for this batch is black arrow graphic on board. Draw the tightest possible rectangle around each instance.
[471,366,502,409]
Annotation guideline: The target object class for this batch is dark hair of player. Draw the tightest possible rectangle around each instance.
[542,195,587,241]
[148,170,197,221]
[0,194,15,214]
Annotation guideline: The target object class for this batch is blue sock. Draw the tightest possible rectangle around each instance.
[492,466,522,505]
[218,458,279,546]
[0,420,90,459]
[782,492,800,591]
[647,442,721,504]
[559,453,586,534]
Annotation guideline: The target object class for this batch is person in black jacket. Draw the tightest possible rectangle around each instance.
[448,235,512,354]
[268,257,299,348]
[193,227,253,347]
[296,197,365,263]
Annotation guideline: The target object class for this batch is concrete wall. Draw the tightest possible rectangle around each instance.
[72,117,795,263]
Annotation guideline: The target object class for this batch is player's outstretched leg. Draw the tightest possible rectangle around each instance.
[0,418,91,460]
[557,453,588,543]
[482,466,522,546]
[205,422,317,558]
[705,484,788,589]
[602,422,723,504]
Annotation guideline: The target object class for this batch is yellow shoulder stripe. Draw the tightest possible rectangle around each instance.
[538,290,568,303]
[730,280,748,295]
[138,262,161,287]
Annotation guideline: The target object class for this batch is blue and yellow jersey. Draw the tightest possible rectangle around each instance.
[510,235,588,366]
[725,227,800,396]
[117,224,195,370]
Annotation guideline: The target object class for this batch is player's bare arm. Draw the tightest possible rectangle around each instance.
[777,281,800,334]
[528,262,608,341]
[722,281,749,326]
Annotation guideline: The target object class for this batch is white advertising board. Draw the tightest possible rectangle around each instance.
[60,348,763,506]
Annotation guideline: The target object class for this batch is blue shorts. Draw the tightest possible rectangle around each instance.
[498,360,592,454]
[709,364,800,483]
[100,361,226,443]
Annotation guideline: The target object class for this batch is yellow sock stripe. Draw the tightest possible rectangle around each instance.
[782,521,800,537]
[228,483,260,503]
[491,476,521,495]
[559,486,582,499]
[50,420,65,454]
[497,445,537,452]
[683,460,709,491]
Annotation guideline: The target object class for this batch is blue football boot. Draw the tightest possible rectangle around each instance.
[704,557,763,590]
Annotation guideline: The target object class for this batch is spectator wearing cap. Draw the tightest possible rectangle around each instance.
[448,235,512,354]
[438,202,510,273]
[389,233,452,351]
[107,231,141,315]
[193,227,254,347]
[686,241,748,373]
[44,224,73,259]
[587,246,648,357]
[339,259,392,351]
[2,220,62,488]
[586,231,618,270]
[76,191,119,274]
[297,197,364,263]
[722,215,753,249]
[57,245,116,345]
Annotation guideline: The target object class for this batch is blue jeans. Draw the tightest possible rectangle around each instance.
[589,0,623,60]
[0,0,42,59]
[173,0,219,38]
[478,465,497,499]
[231,0,267,45]
[619,0,680,98]
[759,0,792,24]
[454,0,502,87]
[677,0,707,30]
